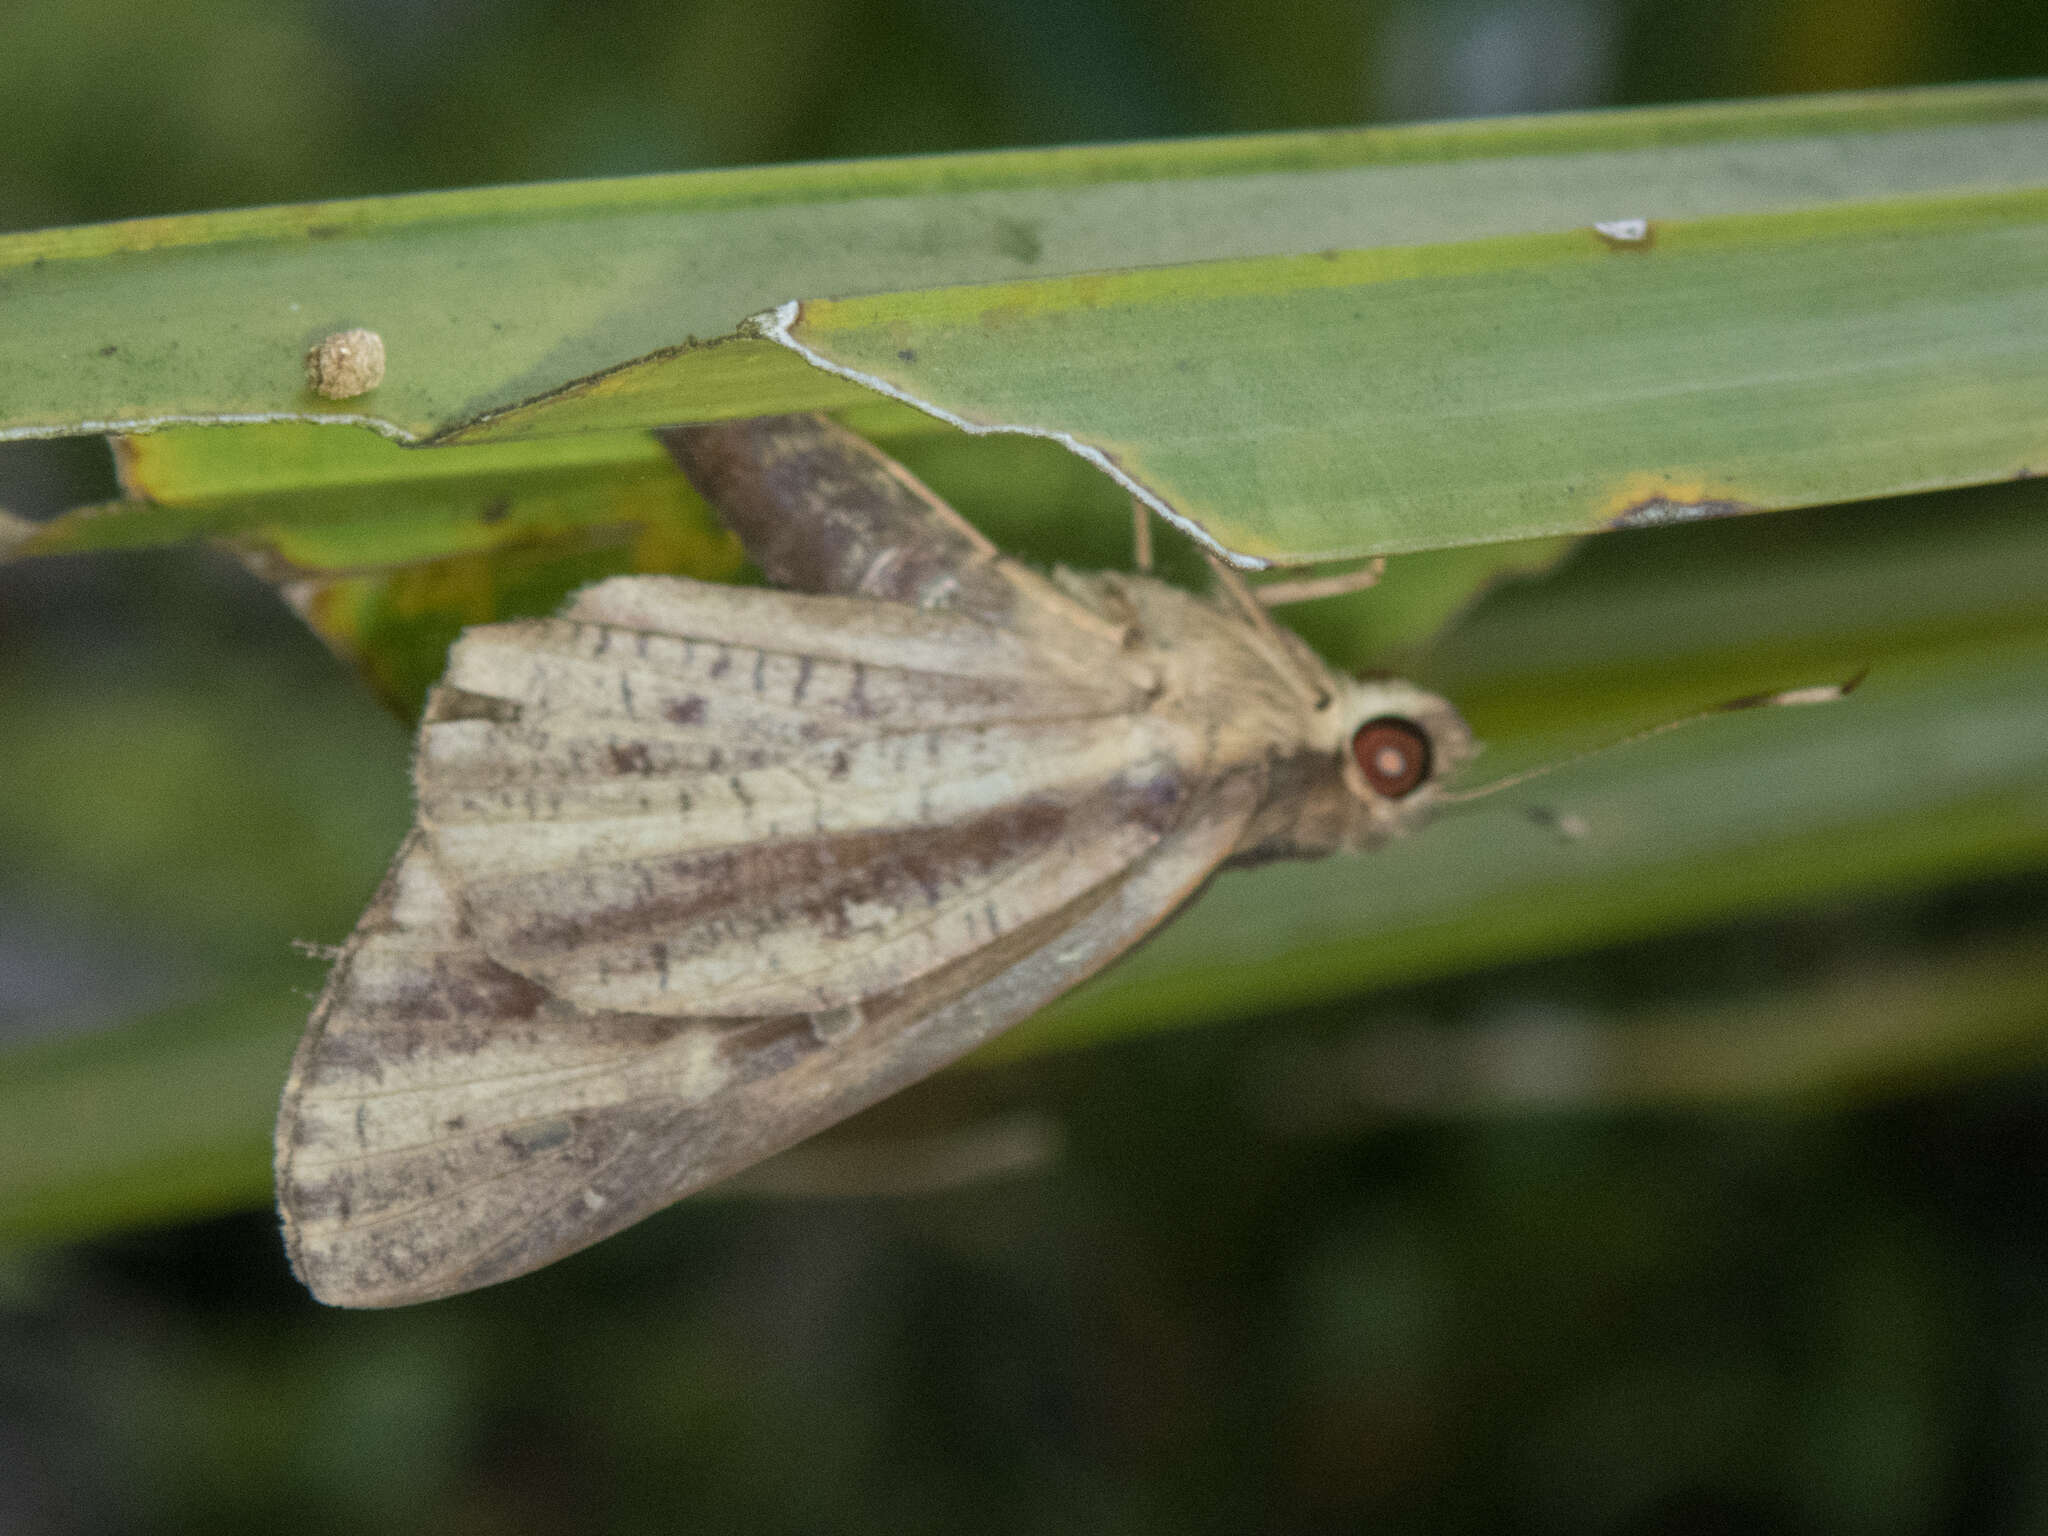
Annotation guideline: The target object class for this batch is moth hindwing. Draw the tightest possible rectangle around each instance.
[274,413,1474,1307]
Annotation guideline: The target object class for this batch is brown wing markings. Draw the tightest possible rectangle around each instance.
[418,720,1193,924]
[289,1012,729,1185]
[281,415,1282,1306]
[287,944,697,1099]
[419,716,1173,842]
[287,1098,695,1307]
[418,707,1149,800]
[416,716,783,791]
[289,1057,729,1161]
[421,771,1261,1303]
[453,758,1194,1017]
[399,1105,684,1286]
[288,1090,714,1231]
[280,776,1257,1306]
[559,575,1090,685]
[277,837,728,1290]
[431,619,1140,760]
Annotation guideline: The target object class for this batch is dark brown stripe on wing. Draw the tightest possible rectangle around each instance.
[462,759,1195,1009]
[488,797,1075,957]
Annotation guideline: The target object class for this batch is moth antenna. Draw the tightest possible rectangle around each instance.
[1440,669,1868,804]
[1202,552,1333,710]
[1130,494,1154,573]
[1252,556,1386,607]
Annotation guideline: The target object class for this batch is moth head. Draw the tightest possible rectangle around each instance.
[1325,675,1475,844]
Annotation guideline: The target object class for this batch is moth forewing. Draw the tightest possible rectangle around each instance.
[275,412,1473,1307]
[435,747,1191,1018]
[278,776,1261,1309]
[556,574,1137,696]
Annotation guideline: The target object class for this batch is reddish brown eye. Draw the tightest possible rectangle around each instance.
[1351,717,1432,798]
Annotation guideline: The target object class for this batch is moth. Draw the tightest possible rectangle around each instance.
[274,412,1476,1307]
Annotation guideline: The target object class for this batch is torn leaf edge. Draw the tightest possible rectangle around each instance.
[750,299,1268,569]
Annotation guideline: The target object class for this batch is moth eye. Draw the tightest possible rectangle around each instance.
[1351,717,1432,799]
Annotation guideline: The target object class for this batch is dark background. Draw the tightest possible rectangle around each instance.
[4,2,2048,1532]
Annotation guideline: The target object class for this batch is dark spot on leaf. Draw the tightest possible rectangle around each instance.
[480,496,512,525]
[898,348,917,363]
[98,344,118,357]
[992,216,1043,264]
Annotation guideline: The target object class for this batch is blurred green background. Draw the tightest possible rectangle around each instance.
[4,2,2048,1532]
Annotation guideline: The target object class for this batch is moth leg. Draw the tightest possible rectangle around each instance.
[1203,552,1333,711]
[659,413,1006,610]
[1130,494,1153,574]
[1250,556,1387,607]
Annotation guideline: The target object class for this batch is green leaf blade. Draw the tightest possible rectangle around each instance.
[774,189,2048,561]
[7,83,2047,559]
